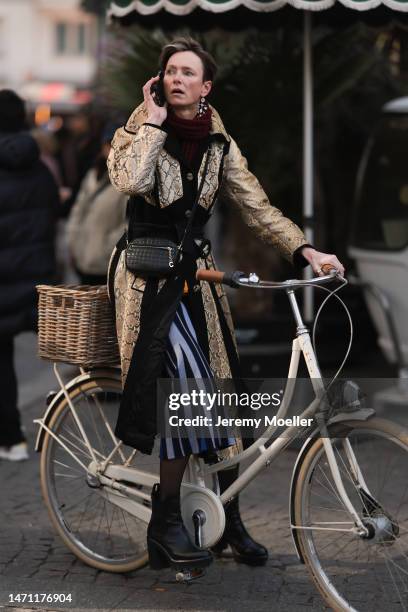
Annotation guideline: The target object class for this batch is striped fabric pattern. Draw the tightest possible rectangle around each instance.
[160,300,236,459]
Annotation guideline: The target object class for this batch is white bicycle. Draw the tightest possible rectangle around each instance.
[35,267,408,611]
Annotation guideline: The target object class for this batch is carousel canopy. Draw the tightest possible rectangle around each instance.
[108,0,408,17]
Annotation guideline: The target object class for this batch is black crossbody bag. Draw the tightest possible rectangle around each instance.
[125,148,211,278]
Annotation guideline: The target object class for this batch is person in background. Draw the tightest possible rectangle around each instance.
[31,127,72,207]
[31,128,63,187]
[56,111,101,216]
[0,90,58,461]
[67,123,127,285]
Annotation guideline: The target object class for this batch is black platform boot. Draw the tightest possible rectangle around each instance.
[212,468,269,566]
[147,483,213,571]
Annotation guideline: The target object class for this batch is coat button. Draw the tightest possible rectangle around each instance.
[186,172,194,181]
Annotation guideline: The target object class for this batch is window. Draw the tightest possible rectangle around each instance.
[78,24,86,54]
[55,22,91,56]
[56,23,67,54]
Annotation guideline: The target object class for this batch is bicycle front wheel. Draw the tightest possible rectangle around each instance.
[294,417,408,612]
[40,373,160,573]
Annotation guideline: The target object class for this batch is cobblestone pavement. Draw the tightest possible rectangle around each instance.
[0,403,324,610]
[0,333,405,612]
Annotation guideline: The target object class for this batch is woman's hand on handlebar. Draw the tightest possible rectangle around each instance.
[143,76,167,126]
[300,246,345,277]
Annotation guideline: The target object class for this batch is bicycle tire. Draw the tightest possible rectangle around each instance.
[40,374,158,573]
[294,417,408,612]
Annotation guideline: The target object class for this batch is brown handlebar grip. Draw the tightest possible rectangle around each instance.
[196,269,225,283]
[321,263,337,275]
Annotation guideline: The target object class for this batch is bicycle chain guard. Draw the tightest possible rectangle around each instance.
[181,483,225,548]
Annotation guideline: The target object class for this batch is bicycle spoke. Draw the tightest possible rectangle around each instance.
[316,532,355,556]
[120,507,134,546]
[53,459,83,474]
[60,421,106,459]
[383,553,408,611]
[377,445,394,502]
[92,498,108,551]
[333,444,372,516]
[315,468,349,513]
[85,393,108,457]
[370,542,390,605]
[59,430,93,461]
[395,482,408,518]
[311,505,350,514]
[311,531,346,554]
[380,543,408,577]
[297,421,408,611]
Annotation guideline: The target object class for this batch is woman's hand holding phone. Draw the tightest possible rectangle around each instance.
[143,76,167,126]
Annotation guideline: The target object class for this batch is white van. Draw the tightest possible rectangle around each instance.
[348,97,408,406]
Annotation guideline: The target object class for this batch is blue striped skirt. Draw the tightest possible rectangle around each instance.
[160,300,236,460]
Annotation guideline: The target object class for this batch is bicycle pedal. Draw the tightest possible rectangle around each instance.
[175,568,205,583]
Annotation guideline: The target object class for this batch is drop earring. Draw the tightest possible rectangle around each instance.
[198,96,208,117]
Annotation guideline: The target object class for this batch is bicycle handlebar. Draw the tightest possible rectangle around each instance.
[195,269,245,287]
[321,263,337,275]
[195,266,344,290]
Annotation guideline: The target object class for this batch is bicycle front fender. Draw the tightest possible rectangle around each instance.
[289,408,375,563]
[33,367,121,453]
[289,431,319,564]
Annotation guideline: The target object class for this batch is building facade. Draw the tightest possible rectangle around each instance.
[0,0,97,91]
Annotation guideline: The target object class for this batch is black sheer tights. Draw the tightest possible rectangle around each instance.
[159,455,190,501]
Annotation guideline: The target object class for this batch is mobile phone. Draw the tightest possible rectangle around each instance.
[150,71,165,107]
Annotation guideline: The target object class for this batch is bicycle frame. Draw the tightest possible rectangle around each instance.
[35,283,372,536]
[204,289,372,533]
[200,288,372,534]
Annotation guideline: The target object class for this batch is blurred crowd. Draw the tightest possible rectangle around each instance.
[30,103,128,283]
[0,89,128,461]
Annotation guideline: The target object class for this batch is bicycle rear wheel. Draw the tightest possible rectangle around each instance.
[40,373,160,573]
[294,417,408,612]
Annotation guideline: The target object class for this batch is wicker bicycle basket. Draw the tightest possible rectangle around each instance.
[36,284,120,367]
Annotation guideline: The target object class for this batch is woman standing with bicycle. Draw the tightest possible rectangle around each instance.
[107,37,344,574]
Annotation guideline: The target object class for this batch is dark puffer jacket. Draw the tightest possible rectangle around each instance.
[0,132,58,337]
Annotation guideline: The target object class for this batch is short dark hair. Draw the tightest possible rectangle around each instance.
[159,37,217,82]
[0,89,26,133]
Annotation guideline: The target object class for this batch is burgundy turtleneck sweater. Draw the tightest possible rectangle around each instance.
[165,106,212,166]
